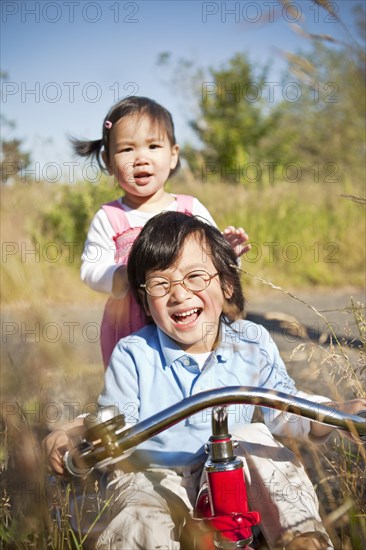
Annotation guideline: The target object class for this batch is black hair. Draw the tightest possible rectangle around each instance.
[127,212,245,322]
[70,96,180,175]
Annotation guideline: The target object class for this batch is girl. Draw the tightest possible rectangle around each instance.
[73,96,250,367]
[45,212,366,549]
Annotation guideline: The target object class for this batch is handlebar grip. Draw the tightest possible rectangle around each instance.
[63,443,94,477]
[356,410,366,441]
[64,406,129,476]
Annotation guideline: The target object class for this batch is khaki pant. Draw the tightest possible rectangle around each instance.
[95,424,333,549]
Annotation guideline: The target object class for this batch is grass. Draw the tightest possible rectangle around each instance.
[1,174,365,307]
[172,176,365,287]
[1,174,365,548]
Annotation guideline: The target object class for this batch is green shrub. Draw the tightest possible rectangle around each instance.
[38,177,118,267]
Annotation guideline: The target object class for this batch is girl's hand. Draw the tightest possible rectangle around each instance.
[223,226,251,258]
[112,264,129,298]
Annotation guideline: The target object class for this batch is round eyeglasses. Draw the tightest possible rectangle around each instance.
[140,270,219,298]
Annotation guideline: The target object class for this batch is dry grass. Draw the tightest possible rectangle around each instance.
[172,175,366,287]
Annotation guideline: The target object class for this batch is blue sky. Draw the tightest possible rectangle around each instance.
[1,0,363,181]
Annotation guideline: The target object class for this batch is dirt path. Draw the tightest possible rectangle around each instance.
[247,286,365,341]
[246,286,365,398]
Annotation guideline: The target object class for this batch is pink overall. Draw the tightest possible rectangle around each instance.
[100,195,194,369]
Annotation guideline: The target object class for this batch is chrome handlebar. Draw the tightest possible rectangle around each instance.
[64,386,366,476]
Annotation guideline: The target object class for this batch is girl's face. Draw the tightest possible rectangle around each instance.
[104,114,179,206]
[141,235,232,353]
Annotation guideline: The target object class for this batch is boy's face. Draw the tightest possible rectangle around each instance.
[142,236,231,353]
[104,114,179,204]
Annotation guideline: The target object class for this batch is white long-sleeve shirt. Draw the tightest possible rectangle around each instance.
[80,196,217,295]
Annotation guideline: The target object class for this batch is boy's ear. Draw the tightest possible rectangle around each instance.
[138,290,151,317]
[102,151,114,175]
[223,281,234,300]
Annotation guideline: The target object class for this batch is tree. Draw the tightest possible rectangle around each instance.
[1,137,32,184]
[1,73,31,184]
[157,3,365,186]
[181,53,293,185]
[277,37,365,182]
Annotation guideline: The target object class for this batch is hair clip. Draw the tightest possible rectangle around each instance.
[104,120,113,129]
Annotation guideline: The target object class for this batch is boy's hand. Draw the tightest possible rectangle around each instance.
[42,417,85,475]
[223,226,251,258]
[42,430,71,475]
[310,398,366,441]
[337,398,366,442]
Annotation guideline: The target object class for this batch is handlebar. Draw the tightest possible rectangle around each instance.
[64,387,366,476]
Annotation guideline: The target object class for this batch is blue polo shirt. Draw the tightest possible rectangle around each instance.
[98,319,323,467]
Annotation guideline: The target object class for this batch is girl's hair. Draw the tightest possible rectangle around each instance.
[127,212,245,322]
[70,96,180,175]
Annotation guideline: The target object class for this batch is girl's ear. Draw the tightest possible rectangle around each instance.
[170,144,180,170]
[102,150,114,175]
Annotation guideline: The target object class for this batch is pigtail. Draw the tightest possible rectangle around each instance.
[69,137,106,172]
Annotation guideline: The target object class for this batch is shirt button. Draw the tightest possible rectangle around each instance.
[183,359,190,366]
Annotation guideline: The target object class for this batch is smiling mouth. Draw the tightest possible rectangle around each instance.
[171,308,202,325]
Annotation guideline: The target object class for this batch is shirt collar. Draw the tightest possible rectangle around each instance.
[215,320,237,361]
[157,320,234,369]
[157,327,187,368]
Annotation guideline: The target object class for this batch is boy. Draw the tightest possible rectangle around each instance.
[44,212,365,549]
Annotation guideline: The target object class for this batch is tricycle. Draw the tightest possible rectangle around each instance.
[62,387,366,549]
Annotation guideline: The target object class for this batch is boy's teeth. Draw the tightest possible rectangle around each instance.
[173,308,200,324]
[175,308,198,318]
